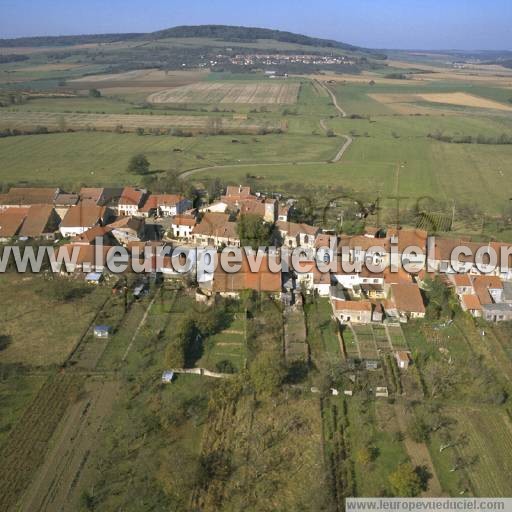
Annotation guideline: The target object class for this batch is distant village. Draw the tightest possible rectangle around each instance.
[1,184,512,327]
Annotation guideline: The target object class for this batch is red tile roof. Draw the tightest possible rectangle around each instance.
[0,208,29,237]
[452,273,473,287]
[119,187,146,207]
[391,284,425,314]
[276,220,319,237]
[18,204,57,237]
[60,201,106,228]
[462,294,482,311]
[192,212,238,239]
[332,299,372,312]
[212,253,281,293]
[171,214,197,227]
[0,187,60,206]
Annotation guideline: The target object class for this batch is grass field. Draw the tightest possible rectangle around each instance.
[0,129,340,187]
[446,407,512,496]
[148,81,300,104]
[0,274,110,366]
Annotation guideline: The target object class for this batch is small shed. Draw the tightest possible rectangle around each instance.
[162,371,175,383]
[133,283,147,299]
[376,386,389,397]
[365,360,380,370]
[395,351,411,370]
[85,272,103,285]
[93,325,110,338]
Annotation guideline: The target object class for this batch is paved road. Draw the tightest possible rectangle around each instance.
[179,80,352,179]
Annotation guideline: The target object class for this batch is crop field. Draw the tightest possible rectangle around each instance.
[0,111,280,133]
[69,68,209,90]
[148,81,300,104]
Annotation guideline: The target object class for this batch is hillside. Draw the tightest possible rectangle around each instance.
[0,24,382,56]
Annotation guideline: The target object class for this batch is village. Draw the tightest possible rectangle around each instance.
[1,184,512,334]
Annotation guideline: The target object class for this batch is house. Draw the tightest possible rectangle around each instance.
[395,351,411,370]
[473,275,503,304]
[338,235,391,267]
[79,187,105,204]
[239,198,277,223]
[383,267,413,293]
[461,294,482,317]
[117,187,147,216]
[313,267,332,296]
[192,212,240,248]
[199,201,229,214]
[427,237,483,274]
[139,194,192,218]
[171,215,197,239]
[451,273,474,296]
[59,201,111,237]
[72,225,117,246]
[0,187,60,210]
[390,283,426,320]
[276,221,319,248]
[53,192,79,219]
[482,303,512,322]
[0,208,28,241]
[331,299,372,324]
[18,204,61,240]
[388,228,428,271]
[56,244,116,273]
[278,205,290,222]
[372,302,384,322]
[209,252,282,298]
[221,185,254,203]
[107,217,145,245]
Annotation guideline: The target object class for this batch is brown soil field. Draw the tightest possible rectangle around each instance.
[148,81,300,104]
[367,93,439,114]
[418,92,512,111]
[0,111,280,133]
[368,91,512,114]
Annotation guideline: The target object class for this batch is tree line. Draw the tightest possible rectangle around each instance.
[428,130,512,145]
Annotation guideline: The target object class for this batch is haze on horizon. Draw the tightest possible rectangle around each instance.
[0,0,511,51]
